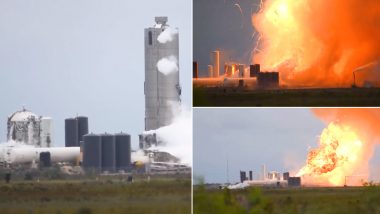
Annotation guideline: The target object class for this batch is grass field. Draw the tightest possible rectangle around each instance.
[194,185,380,214]
[193,87,380,107]
[0,177,191,214]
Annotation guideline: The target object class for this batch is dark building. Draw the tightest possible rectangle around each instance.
[250,64,260,77]
[249,171,253,181]
[193,61,199,78]
[240,171,247,183]
[39,152,51,167]
[283,172,290,181]
[288,177,301,187]
[257,72,279,88]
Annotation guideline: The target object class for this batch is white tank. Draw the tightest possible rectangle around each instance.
[40,117,53,147]
[211,51,220,77]
[208,65,214,77]
[7,108,53,147]
[0,143,79,165]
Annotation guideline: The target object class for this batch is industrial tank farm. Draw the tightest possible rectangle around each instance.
[0,17,189,178]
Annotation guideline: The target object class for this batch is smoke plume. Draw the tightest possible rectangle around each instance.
[252,0,380,87]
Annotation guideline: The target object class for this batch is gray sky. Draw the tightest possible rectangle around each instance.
[194,108,380,183]
[0,0,191,148]
[193,0,258,76]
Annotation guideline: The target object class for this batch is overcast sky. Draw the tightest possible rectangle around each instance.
[0,0,191,148]
[194,108,380,183]
[193,0,257,76]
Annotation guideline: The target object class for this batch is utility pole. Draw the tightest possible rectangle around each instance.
[226,155,230,184]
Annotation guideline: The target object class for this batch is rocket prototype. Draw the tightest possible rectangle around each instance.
[144,16,181,131]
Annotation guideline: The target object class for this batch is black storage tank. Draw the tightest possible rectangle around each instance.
[288,177,301,187]
[65,118,78,147]
[101,134,116,172]
[77,116,89,144]
[193,61,198,78]
[83,134,102,171]
[240,171,246,183]
[39,152,51,167]
[115,132,131,171]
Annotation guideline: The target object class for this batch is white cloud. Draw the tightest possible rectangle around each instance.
[145,104,192,166]
[157,27,178,43]
[157,56,179,75]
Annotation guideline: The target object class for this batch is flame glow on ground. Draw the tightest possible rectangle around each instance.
[252,0,380,87]
[297,122,364,186]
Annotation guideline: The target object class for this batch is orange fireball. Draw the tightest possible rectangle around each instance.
[252,0,380,87]
[297,122,364,186]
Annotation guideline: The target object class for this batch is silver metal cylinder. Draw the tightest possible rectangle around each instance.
[211,51,220,77]
[144,17,181,131]
[208,65,213,77]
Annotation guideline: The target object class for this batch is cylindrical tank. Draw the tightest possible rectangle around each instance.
[9,146,80,164]
[7,109,41,146]
[208,65,213,77]
[144,17,180,131]
[65,118,78,147]
[238,64,245,78]
[240,171,246,183]
[39,152,51,167]
[261,164,267,180]
[193,61,198,78]
[77,116,89,144]
[211,51,220,77]
[82,134,102,171]
[40,117,53,147]
[115,133,131,171]
[250,64,260,77]
[101,134,116,172]
[283,172,290,181]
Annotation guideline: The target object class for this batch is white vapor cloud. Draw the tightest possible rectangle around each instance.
[146,104,192,166]
[157,56,179,75]
[157,27,178,43]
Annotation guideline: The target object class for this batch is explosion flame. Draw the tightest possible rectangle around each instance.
[297,122,363,186]
[297,109,380,186]
[252,0,380,87]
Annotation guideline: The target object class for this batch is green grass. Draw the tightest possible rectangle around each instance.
[193,87,380,107]
[194,186,380,214]
[0,178,191,214]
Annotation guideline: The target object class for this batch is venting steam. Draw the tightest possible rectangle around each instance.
[144,104,192,166]
[157,56,179,75]
[157,27,178,44]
